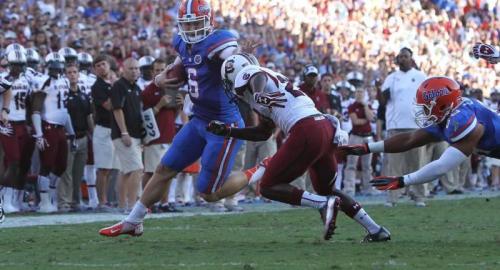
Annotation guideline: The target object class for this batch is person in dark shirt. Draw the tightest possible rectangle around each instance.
[90,54,119,210]
[110,58,143,212]
[59,63,94,211]
[298,65,330,113]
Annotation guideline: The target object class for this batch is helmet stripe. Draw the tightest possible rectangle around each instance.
[186,0,193,15]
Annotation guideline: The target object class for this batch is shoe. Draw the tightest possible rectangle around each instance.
[319,197,340,240]
[415,201,426,207]
[224,204,244,212]
[0,197,5,223]
[99,221,143,237]
[208,203,227,213]
[158,203,183,213]
[38,193,56,213]
[362,226,391,242]
[448,189,464,195]
[384,202,395,208]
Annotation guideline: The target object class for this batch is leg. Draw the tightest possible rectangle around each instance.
[58,141,74,210]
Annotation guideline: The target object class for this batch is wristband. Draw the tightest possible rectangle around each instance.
[121,132,129,135]
[367,141,384,153]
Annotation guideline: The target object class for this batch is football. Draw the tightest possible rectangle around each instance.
[166,62,188,84]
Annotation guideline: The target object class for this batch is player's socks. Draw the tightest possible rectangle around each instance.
[38,175,52,212]
[182,174,194,204]
[300,191,327,209]
[168,178,178,204]
[125,201,147,224]
[48,174,59,207]
[342,201,381,234]
[85,166,99,208]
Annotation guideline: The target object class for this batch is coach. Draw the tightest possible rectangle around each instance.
[111,58,143,212]
[380,47,427,207]
[91,54,120,211]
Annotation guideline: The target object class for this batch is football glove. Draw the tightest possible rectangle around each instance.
[206,120,231,137]
[470,43,499,64]
[34,134,49,151]
[338,144,369,156]
[370,176,405,190]
[0,123,13,136]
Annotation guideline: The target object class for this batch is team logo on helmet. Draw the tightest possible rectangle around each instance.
[198,4,210,13]
[422,88,450,102]
[225,59,235,74]
[243,73,250,80]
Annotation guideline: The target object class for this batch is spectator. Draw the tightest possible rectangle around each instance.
[91,54,120,211]
[299,65,331,113]
[380,47,427,207]
[59,63,93,211]
[344,87,376,197]
[110,58,143,213]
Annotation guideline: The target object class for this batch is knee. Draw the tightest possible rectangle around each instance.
[154,164,177,181]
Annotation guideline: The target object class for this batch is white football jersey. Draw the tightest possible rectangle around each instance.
[37,76,70,125]
[234,66,320,134]
[78,72,96,95]
[137,77,152,91]
[3,73,32,121]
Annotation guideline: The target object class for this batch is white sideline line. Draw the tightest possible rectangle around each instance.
[1,191,498,229]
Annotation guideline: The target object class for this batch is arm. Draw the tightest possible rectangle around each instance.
[402,124,483,187]
[207,114,275,142]
[379,90,390,107]
[31,91,46,137]
[112,109,128,135]
[364,104,375,122]
[1,89,12,123]
[349,112,369,125]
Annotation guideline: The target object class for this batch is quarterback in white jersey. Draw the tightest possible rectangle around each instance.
[206,54,390,242]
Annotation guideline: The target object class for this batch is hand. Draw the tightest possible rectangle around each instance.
[68,135,77,152]
[254,92,287,108]
[0,123,13,136]
[34,134,49,151]
[154,70,185,90]
[157,95,173,109]
[175,93,184,107]
[470,43,499,64]
[206,120,230,137]
[121,133,132,147]
[337,144,369,156]
[0,110,8,125]
[240,39,261,53]
[370,176,405,190]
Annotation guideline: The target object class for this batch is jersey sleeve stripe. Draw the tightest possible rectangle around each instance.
[207,39,238,59]
[450,116,477,142]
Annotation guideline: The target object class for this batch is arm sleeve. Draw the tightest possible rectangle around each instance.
[403,146,468,186]
[141,83,160,109]
[381,73,393,92]
[446,114,477,143]
[91,83,108,107]
[206,31,238,60]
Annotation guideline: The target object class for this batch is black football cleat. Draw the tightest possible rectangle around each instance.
[362,226,391,243]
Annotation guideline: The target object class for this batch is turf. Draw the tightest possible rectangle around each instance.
[1,197,500,270]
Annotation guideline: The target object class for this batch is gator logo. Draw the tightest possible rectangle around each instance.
[198,5,210,14]
[423,88,450,102]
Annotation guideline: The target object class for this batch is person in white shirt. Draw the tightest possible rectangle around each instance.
[380,47,427,207]
[137,56,155,91]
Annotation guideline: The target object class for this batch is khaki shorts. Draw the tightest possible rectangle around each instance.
[143,144,170,173]
[93,125,120,170]
[113,137,143,174]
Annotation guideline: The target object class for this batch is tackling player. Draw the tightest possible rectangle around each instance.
[100,0,261,237]
[339,77,499,193]
[206,55,390,241]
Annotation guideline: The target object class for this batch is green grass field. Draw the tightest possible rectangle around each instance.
[1,197,500,270]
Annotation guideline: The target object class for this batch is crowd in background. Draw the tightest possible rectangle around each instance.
[0,0,498,215]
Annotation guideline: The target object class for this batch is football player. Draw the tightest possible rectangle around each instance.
[0,51,36,213]
[77,52,97,95]
[206,55,390,241]
[31,52,75,213]
[99,0,259,237]
[137,56,155,90]
[339,77,499,193]
[470,43,499,64]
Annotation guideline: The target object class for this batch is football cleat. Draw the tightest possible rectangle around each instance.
[319,196,340,240]
[99,221,144,237]
[362,226,391,243]
[0,197,5,223]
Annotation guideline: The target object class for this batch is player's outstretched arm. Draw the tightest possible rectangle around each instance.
[207,116,275,142]
[371,124,484,190]
[339,128,438,156]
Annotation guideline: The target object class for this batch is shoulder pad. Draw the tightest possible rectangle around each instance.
[234,65,262,89]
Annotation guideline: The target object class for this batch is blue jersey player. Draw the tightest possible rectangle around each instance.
[100,0,258,237]
[339,76,500,192]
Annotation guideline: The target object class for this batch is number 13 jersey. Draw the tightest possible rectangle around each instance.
[36,76,70,125]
